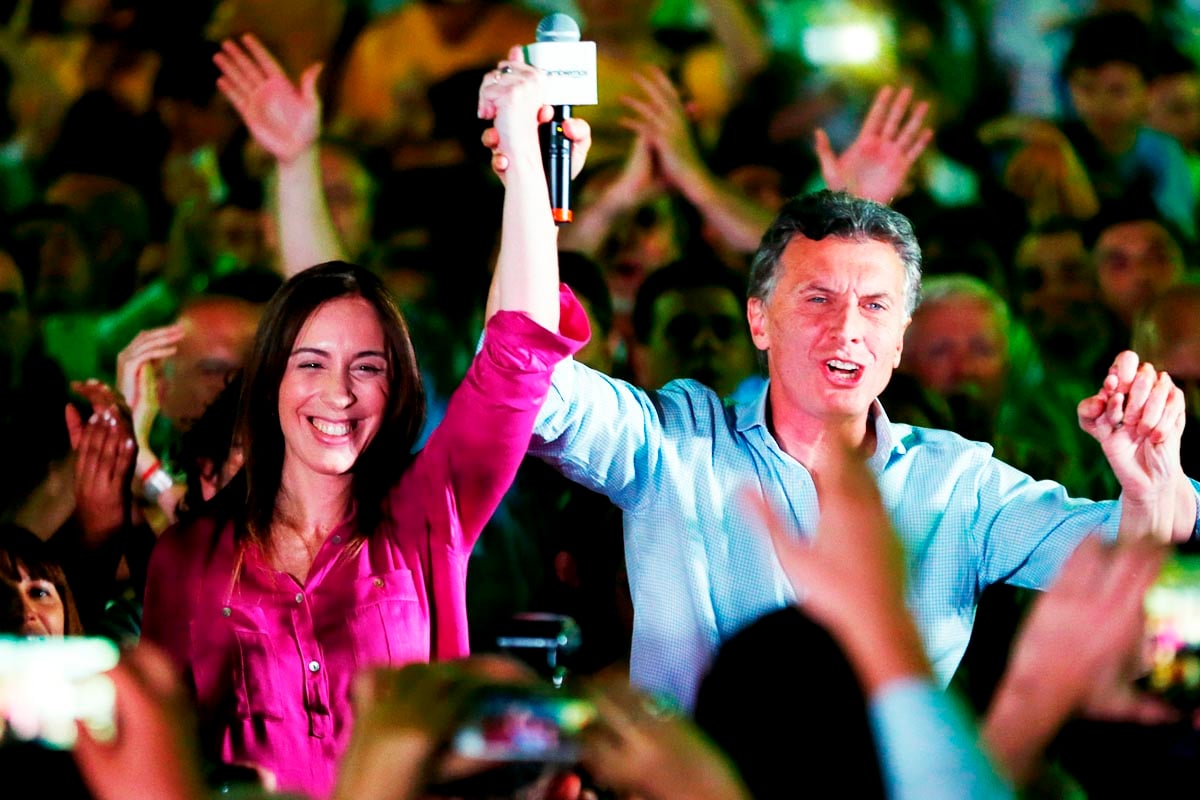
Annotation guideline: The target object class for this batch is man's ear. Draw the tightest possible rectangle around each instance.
[748,297,769,351]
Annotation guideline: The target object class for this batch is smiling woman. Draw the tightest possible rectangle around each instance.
[0,524,82,638]
[142,261,584,799]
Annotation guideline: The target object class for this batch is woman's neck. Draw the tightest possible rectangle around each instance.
[275,464,355,542]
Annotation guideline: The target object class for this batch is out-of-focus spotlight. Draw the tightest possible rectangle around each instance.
[802,23,882,66]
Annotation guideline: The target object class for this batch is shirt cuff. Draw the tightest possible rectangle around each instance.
[482,284,590,370]
[869,678,1012,800]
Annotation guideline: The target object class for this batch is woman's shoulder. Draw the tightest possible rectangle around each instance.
[152,510,236,573]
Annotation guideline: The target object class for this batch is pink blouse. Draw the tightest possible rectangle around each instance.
[143,291,587,799]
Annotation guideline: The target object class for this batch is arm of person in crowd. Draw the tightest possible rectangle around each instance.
[578,676,751,800]
[214,33,346,277]
[814,85,932,205]
[982,535,1173,786]
[1077,350,1197,543]
[758,438,1012,800]
[696,0,769,91]
[977,116,1099,224]
[58,381,143,630]
[116,326,187,527]
[477,46,572,330]
[73,642,211,800]
[621,66,774,254]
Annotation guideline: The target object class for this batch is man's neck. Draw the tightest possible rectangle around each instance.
[767,398,877,474]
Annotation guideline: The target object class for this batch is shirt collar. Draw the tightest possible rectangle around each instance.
[735,379,910,468]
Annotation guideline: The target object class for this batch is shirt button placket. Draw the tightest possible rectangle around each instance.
[291,592,331,738]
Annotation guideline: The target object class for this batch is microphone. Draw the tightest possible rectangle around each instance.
[525,13,597,224]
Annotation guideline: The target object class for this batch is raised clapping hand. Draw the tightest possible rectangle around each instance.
[619,66,707,190]
[815,85,932,205]
[977,115,1099,222]
[214,33,322,164]
[65,381,136,544]
[116,324,183,460]
[1077,351,1188,540]
[479,46,591,183]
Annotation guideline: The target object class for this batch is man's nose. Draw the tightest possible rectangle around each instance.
[831,303,865,342]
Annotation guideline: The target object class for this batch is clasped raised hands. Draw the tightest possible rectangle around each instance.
[478,46,591,183]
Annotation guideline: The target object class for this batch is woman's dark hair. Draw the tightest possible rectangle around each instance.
[0,523,83,636]
[237,261,426,545]
[177,371,244,521]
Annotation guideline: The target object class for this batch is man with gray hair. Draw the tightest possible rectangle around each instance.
[531,189,1198,715]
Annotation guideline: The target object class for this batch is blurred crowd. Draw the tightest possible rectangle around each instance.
[2,0,1200,797]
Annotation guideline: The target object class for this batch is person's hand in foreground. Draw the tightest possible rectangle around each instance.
[984,535,1173,784]
[758,433,930,693]
[73,642,207,800]
[578,674,751,800]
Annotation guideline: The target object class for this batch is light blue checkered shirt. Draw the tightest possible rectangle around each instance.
[531,360,1200,713]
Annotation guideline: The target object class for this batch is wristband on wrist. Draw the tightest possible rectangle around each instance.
[142,467,175,503]
[140,459,162,483]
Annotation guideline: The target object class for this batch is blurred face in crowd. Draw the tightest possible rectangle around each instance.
[14,565,65,638]
[15,217,92,314]
[0,251,34,377]
[603,194,683,312]
[212,204,268,270]
[1012,228,1112,353]
[1093,219,1185,325]
[635,285,757,397]
[1148,72,1200,150]
[159,297,261,430]
[1068,62,1148,153]
[903,295,1009,411]
[748,236,910,427]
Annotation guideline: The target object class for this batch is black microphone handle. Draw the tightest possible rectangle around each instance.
[543,105,573,223]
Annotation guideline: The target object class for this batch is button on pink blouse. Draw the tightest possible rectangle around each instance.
[143,292,587,799]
